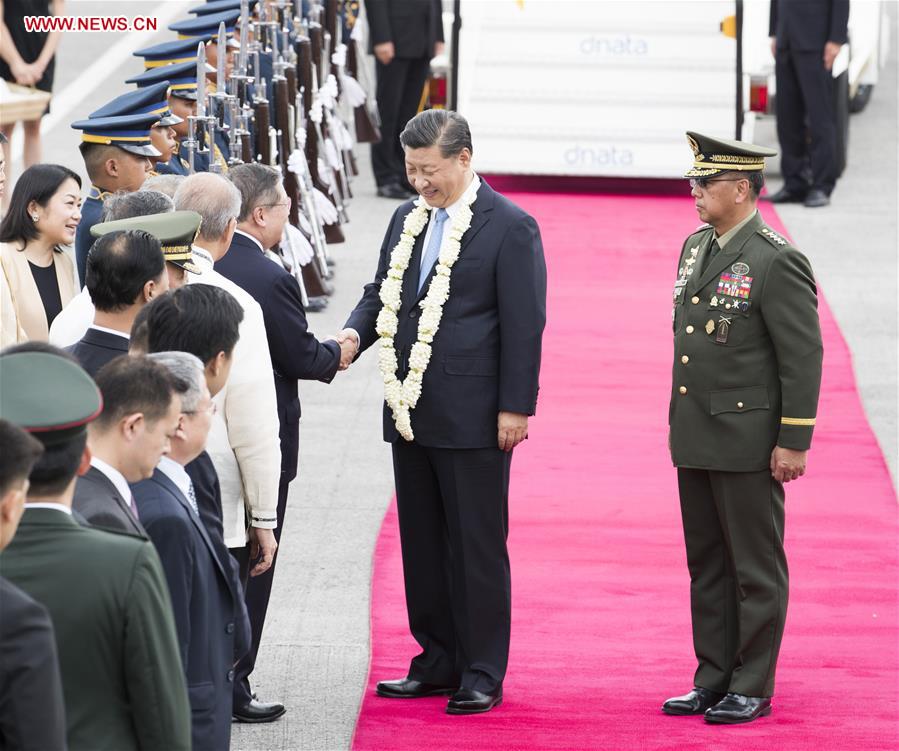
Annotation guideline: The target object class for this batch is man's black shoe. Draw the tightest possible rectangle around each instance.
[803,189,830,207]
[375,678,456,698]
[704,693,772,724]
[376,183,413,200]
[661,687,726,715]
[304,295,328,313]
[446,687,503,715]
[232,698,286,723]
[766,187,806,203]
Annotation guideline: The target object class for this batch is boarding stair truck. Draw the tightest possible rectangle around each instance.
[435,0,888,179]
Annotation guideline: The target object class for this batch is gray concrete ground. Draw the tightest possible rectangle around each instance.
[756,2,899,484]
[5,3,896,750]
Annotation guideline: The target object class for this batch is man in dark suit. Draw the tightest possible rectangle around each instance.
[67,228,169,376]
[338,110,547,714]
[0,419,66,751]
[73,355,184,535]
[768,0,849,207]
[662,132,823,724]
[133,352,249,751]
[140,283,261,721]
[217,163,352,721]
[365,0,444,198]
[0,346,191,750]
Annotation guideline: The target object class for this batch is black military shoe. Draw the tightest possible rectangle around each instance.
[803,189,830,207]
[376,677,456,698]
[446,687,503,715]
[766,187,806,203]
[232,698,286,723]
[661,687,726,715]
[704,693,772,724]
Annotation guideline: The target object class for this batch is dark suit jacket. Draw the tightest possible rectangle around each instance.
[65,327,129,378]
[365,0,443,59]
[0,509,190,751]
[72,465,145,537]
[215,232,341,480]
[346,180,547,448]
[0,577,67,751]
[185,451,251,656]
[132,469,246,751]
[770,0,849,50]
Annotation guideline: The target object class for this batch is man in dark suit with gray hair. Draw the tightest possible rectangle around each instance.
[339,109,547,714]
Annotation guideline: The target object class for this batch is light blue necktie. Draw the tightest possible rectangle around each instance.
[418,208,449,293]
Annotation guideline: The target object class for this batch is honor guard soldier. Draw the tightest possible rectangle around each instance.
[70,113,160,286]
[169,9,243,170]
[128,60,209,174]
[663,131,823,724]
[0,347,191,750]
[89,82,184,177]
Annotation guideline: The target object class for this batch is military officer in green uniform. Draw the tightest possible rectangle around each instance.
[662,132,823,724]
[0,346,191,750]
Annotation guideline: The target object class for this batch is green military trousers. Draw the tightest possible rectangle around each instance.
[677,468,788,698]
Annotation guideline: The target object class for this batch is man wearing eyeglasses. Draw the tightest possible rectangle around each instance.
[215,163,356,723]
[662,131,823,725]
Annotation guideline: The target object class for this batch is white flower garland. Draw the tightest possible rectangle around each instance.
[376,194,476,440]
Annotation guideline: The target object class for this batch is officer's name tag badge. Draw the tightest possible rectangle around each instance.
[717,272,752,300]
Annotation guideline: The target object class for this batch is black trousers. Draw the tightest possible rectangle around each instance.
[774,47,838,195]
[371,56,430,187]
[677,468,788,698]
[230,472,291,708]
[393,440,513,693]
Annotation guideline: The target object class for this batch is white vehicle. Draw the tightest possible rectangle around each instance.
[440,0,889,178]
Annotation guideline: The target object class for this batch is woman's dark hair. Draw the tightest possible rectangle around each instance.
[0,164,82,247]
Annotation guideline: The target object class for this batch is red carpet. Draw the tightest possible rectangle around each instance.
[351,192,899,750]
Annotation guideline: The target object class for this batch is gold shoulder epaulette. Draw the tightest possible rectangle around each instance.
[759,226,788,247]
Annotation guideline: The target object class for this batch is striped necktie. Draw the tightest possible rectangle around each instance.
[186,481,199,516]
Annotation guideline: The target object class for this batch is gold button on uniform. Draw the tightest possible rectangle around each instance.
[681,355,689,364]
[685,325,694,334]
[691,296,700,304]
[679,386,687,395]
[737,401,744,409]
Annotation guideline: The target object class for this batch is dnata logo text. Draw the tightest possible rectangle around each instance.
[580,35,649,56]
[564,145,634,167]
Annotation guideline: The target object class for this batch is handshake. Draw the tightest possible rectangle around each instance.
[326,329,360,372]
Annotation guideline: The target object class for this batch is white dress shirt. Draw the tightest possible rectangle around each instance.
[23,503,72,515]
[157,456,193,502]
[88,324,129,339]
[189,244,281,547]
[48,287,95,346]
[90,456,132,508]
[418,173,481,276]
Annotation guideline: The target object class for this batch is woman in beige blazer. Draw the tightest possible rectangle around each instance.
[1,164,81,346]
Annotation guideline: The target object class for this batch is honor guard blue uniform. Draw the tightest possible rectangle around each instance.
[89,82,184,177]
[70,112,161,286]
